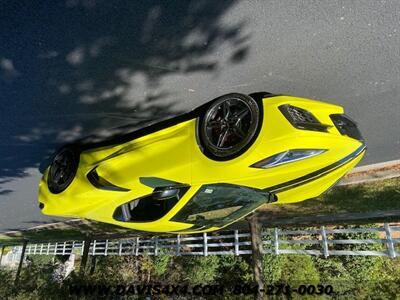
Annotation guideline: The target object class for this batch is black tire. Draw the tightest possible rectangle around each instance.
[47,146,80,194]
[197,93,262,160]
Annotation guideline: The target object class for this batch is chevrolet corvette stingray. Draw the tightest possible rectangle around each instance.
[38,92,365,233]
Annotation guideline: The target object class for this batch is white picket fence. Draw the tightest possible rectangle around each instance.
[9,223,398,259]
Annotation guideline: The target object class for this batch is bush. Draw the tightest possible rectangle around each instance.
[152,251,171,278]
[219,254,253,284]
[180,256,220,285]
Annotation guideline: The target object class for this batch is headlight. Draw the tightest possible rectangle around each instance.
[250,149,326,169]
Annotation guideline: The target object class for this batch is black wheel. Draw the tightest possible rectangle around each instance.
[197,93,262,160]
[47,147,80,194]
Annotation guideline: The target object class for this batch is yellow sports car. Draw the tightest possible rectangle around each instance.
[38,92,365,233]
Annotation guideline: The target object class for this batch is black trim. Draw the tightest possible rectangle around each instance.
[330,114,364,142]
[248,91,279,101]
[279,104,330,132]
[139,177,183,188]
[87,167,130,192]
[263,144,366,193]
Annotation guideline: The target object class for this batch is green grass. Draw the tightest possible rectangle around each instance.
[262,177,400,220]
[1,178,399,245]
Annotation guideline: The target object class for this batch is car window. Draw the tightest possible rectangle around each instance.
[171,184,267,226]
[186,206,243,222]
[113,186,189,222]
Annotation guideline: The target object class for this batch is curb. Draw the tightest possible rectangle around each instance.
[338,159,400,186]
[349,159,400,173]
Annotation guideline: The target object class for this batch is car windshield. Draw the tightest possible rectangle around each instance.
[171,184,267,228]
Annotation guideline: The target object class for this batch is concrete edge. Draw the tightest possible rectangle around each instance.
[348,159,400,173]
[339,159,400,186]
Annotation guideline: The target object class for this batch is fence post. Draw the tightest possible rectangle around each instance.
[62,241,66,255]
[118,240,123,256]
[105,240,108,256]
[203,233,208,256]
[0,245,5,266]
[131,239,135,255]
[135,237,140,256]
[321,226,329,258]
[92,240,96,256]
[154,237,159,256]
[15,241,28,284]
[273,228,279,255]
[40,244,44,255]
[384,223,396,258]
[80,237,92,275]
[176,235,181,256]
[89,256,97,275]
[54,242,58,255]
[248,217,265,300]
[234,230,239,256]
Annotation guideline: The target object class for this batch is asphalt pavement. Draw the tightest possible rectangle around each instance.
[1,1,399,232]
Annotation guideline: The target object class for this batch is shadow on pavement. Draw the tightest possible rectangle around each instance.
[0,0,250,195]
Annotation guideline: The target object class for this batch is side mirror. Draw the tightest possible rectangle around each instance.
[262,192,278,203]
[153,188,179,200]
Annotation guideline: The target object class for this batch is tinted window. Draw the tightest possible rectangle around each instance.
[171,184,267,227]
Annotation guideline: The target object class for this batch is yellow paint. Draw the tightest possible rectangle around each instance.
[38,95,365,233]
